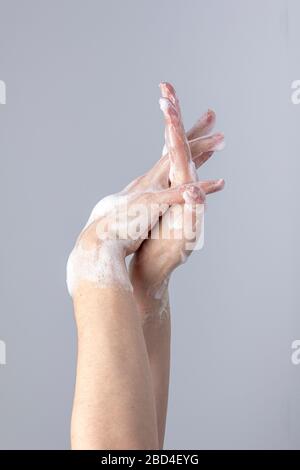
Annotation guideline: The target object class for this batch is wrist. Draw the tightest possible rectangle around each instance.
[67,240,131,297]
[129,242,173,287]
[129,256,171,321]
[134,283,170,323]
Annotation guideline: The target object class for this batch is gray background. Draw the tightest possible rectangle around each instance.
[0,0,299,449]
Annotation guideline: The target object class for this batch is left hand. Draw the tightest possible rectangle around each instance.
[129,82,225,300]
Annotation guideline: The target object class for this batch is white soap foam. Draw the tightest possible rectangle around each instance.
[66,241,132,296]
[212,140,226,151]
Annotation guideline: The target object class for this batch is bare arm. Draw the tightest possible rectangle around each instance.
[130,259,171,449]
[67,176,204,449]
[68,82,225,449]
[130,82,225,448]
[71,280,159,450]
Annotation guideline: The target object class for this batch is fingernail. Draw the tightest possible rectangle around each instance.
[198,109,214,126]
[159,82,169,99]
[206,109,215,122]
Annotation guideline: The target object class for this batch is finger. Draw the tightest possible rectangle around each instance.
[146,179,224,206]
[200,179,225,194]
[186,109,216,141]
[140,137,206,192]
[130,146,217,195]
[182,187,205,250]
[194,151,214,169]
[160,82,187,150]
[121,82,184,195]
[142,150,220,193]
[141,182,206,207]
[123,145,222,196]
[159,94,195,187]
[131,108,220,193]
[124,97,221,194]
[167,186,206,246]
[130,179,223,237]
[190,132,225,155]
[160,82,180,114]
[159,97,194,185]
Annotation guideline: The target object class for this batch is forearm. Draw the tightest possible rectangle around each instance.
[130,258,171,449]
[71,281,159,450]
[142,297,171,450]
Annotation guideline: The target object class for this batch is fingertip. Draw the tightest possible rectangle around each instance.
[214,132,225,139]
[159,82,169,98]
[195,109,216,130]
[212,133,226,151]
[217,178,225,190]
[207,109,216,122]
[159,82,165,94]
[159,82,177,102]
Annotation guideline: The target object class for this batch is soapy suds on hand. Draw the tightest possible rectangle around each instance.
[66,83,215,297]
[66,188,168,296]
[66,240,133,296]
[67,193,134,296]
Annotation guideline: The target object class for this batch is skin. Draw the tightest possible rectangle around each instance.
[130,83,224,447]
[71,284,159,449]
[69,82,225,449]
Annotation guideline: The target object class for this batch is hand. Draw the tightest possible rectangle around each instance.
[68,83,226,451]
[66,166,207,297]
[129,83,225,308]
[67,83,224,297]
